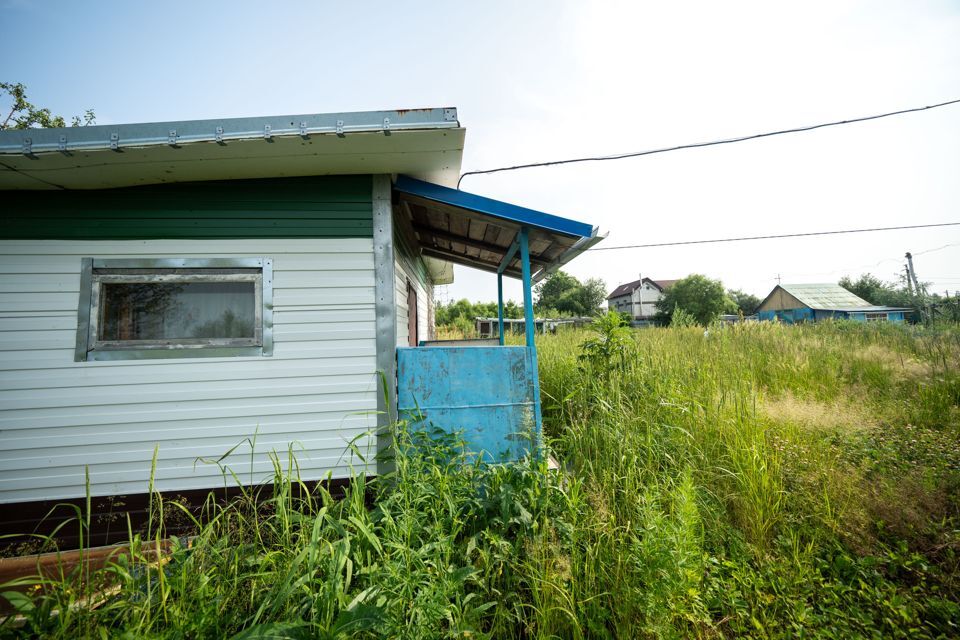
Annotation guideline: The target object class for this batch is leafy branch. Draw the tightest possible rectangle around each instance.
[0,81,95,130]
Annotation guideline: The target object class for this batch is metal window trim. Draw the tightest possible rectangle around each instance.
[74,258,94,362]
[92,257,266,269]
[76,256,274,361]
[372,175,397,475]
[87,347,266,361]
[95,338,260,349]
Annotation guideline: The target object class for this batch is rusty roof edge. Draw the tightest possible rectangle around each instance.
[0,107,460,155]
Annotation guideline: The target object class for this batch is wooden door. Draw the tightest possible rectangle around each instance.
[407,281,418,347]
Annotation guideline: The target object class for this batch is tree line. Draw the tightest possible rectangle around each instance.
[436,271,609,329]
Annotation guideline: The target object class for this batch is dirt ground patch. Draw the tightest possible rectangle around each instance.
[761,392,876,432]
[858,344,932,381]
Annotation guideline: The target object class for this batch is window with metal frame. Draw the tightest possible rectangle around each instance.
[864,312,889,322]
[75,258,273,361]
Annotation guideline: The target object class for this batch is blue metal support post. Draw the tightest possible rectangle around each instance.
[518,228,544,452]
[520,229,535,347]
[497,273,505,345]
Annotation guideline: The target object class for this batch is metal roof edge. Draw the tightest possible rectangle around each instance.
[811,306,914,312]
[0,107,459,155]
[394,175,595,239]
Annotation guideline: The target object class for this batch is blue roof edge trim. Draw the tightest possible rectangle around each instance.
[394,175,594,239]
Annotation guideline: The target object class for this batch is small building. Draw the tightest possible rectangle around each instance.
[474,316,593,338]
[0,107,603,544]
[756,284,910,323]
[607,277,678,323]
[476,317,545,338]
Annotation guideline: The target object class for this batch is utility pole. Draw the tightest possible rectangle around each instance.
[906,252,929,322]
[905,252,922,295]
[904,265,914,295]
[637,272,644,322]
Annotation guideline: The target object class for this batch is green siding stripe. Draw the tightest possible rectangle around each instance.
[2,175,373,240]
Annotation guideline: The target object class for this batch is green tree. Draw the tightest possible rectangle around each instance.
[655,274,732,326]
[435,298,523,327]
[534,271,579,315]
[577,278,609,316]
[1,82,95,130]
[534,270,606,316]
[727,289,761,315]
[838,273,918,308]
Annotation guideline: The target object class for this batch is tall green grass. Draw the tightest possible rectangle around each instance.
[2,320,959,638]
[538,319,960,637]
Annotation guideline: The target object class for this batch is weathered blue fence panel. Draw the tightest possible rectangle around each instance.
[397,346,537,462]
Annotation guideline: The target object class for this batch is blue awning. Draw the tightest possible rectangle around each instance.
[393,175,603,280]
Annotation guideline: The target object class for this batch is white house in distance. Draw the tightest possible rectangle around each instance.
[607,277,678,323]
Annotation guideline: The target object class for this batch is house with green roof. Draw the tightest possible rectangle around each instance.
[756,283,911,324]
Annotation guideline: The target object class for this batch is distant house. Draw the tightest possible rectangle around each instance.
[607,278,678,323]
[756,284,911,324]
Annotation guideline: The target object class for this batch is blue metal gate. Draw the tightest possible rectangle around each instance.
[397,345,538,462]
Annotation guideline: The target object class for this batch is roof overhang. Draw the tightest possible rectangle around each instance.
[814,306,913,312]
[393,175,604,281]
[0,108,464,190]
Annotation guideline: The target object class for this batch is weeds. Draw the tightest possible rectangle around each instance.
[2,321,959,638]
[538,320,960,637]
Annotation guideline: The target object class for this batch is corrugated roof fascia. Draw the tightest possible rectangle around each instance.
[0,107,460,155]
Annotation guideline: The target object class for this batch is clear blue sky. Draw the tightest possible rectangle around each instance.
[3,0,959,303]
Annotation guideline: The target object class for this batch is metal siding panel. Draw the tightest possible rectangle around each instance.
[372,176,398,471]
[1,356,375,391]
[393,223,433,348]
[4,413,374,450]
[0,238,378,504]
[0,373,376,411]
[395,268,410,348]
[397,346,536,462]
[2,176,374,240]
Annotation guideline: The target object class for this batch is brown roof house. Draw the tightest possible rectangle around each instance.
[607,277,678,324]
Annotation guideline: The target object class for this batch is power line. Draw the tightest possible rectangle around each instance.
[748,241,960,280]
[914,242,960,257]
[457,97,960,188]
[588,222,960,252]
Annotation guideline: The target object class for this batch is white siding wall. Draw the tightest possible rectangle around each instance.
[0,239,378,504]
[395,257,432,347]
[632,284,664,318]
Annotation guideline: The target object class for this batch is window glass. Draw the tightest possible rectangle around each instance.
[76,258,272,361]
[100,282,256,341]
